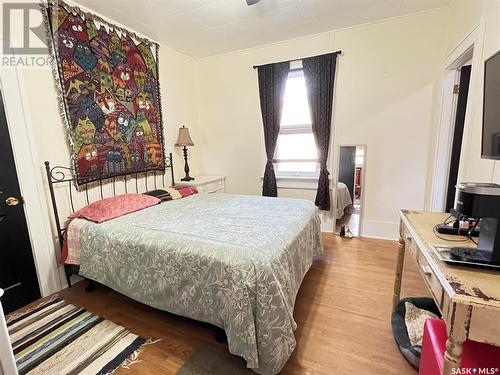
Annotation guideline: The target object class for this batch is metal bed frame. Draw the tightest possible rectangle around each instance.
[44,153,174,288]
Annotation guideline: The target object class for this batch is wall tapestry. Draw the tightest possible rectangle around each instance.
[44,0,165,186]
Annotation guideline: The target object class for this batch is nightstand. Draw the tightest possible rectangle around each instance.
[176,175,225,194]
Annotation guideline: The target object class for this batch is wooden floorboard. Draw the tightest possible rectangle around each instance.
[24,234,429,374]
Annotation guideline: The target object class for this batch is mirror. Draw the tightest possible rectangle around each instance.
[335,145,366,237]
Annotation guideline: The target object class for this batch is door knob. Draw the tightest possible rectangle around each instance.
[5,197,19,206]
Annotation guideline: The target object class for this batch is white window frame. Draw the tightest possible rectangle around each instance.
[274,68,319,179]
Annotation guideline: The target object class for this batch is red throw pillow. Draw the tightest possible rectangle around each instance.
[69,193,160,223]
[174,186,198,198]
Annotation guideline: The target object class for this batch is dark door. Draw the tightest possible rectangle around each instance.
[338,146,356,199]
[445,65,472,212]
[0,90,41,314]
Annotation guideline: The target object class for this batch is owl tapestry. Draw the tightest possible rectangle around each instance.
[44,1,165,186]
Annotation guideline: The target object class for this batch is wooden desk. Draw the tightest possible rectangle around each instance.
[394,210,500,375]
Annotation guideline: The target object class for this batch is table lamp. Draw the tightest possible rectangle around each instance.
[175,126,195,181]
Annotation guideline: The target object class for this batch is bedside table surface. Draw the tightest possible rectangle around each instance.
[176,175,225,185]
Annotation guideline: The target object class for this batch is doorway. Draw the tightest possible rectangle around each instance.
[335,145,366,237]
[0,89,41,314]
[445,64,471,211]
[431,47,473,212]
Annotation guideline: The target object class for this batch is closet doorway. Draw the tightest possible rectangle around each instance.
[335,145,366,237]
[431,47,473,212]
[0,89,41,313]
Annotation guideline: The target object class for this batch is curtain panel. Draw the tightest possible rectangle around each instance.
[257,62,289,197]
[302,53,338,210]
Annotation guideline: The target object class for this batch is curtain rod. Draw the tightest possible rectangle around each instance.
[252,50,342,69]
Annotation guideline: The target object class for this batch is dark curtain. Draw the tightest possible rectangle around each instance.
[302,53,338,210]
[257,62,289,197]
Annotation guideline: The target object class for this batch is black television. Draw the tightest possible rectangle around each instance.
[482,50,500,160]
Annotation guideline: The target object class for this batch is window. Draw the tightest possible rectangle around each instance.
[274,68,319,178]
[355,147,365,166]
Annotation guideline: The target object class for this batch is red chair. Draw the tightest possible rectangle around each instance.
[419,319,500,375]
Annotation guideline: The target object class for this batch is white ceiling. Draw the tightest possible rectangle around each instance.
[75,0,450,58]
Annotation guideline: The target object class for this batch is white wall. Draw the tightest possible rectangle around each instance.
[160,47,203,179]
[448,1,500,185]
[426,0,500,209]
[197,10,446,238]
[196,32,337,231]
[334,11,445,238]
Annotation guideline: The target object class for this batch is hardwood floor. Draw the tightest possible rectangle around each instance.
[335,211,360,236]
[24,234,429,375]
[335,204,362,236]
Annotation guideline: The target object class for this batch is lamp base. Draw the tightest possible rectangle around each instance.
[181,146,194,182]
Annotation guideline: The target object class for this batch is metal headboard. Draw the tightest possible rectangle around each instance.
[44,152,174,287]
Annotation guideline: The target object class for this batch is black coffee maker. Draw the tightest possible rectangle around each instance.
[451,182,500,265]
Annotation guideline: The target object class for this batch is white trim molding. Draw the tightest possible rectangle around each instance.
[275,176,333,190]
[430,20,487,211]
[361,219,399,240]
[430,61,463,211]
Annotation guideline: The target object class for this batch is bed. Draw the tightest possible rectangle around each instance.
[336,181,353,220]
[44,158,323,375]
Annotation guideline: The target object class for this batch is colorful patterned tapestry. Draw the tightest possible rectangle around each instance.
[44,0,165,186]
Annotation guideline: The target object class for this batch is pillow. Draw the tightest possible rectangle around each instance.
[167,188,183,200]
[69,193,160,223]
[145,189,173,202]
[145,187,198,202]
[175,186,198,197]
[404,301,438,347]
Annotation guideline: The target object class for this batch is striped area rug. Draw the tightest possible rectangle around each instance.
[6,297,154,375]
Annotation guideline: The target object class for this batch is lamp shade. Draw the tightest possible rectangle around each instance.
[175,126,194,146]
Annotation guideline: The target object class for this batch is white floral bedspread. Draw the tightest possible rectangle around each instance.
[336,182,353,219]
[74,193,323,374]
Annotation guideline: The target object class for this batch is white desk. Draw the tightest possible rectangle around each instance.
[394,210,500,375]
[176,175,225,194]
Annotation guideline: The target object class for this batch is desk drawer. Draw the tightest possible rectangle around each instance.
[402,229,417,261]
[408,238,417,261]
[417,251,444,310]
[468,307,500,345]
[199,179,224,194]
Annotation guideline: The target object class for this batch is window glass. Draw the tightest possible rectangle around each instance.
[276,133,317,160]
[274,68,319,177]
[276,162,318,174]
[280,71,312,127]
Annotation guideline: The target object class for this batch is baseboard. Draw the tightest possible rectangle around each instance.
[57,266,83,289]
[57,266,68,289]
[319,211,335,233]
[361,219,399,240]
